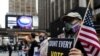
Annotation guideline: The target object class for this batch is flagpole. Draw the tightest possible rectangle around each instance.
[73,0,92,48]
[91,0,96,21]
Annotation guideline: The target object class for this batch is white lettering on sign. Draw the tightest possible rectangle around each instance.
[49,41,58,47]
[58,41,72,48]
[48,40,73,48]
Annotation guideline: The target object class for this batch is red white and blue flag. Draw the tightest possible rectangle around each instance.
[78,8,100,56]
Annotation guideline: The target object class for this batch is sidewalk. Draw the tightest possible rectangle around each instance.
[0,51,18,56]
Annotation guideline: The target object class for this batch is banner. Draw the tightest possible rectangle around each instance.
[47,38,74,56]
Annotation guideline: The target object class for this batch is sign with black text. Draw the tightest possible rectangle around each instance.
[48,38,74,56]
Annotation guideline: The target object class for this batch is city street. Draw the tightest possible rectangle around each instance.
[0,51,18,56]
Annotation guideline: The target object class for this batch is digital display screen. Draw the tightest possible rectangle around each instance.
[8,17,17,27]
[6,15,33,29]
[17,16,32,29]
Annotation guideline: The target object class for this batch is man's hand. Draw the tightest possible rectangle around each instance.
[69,48,83,56]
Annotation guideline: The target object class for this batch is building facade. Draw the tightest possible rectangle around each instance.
[8,0,100,32]
[38,0,79,30]
[9,0,36,15]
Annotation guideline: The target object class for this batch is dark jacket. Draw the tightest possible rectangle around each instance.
[7,45,12,52]
[28,40,40,56]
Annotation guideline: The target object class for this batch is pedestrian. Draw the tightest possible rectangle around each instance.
[18,41,23,56]
[28,33,40,56]
[7,43,13,56]
[22,40,29,56]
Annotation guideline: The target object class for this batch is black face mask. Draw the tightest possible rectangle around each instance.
[39,36,44,42]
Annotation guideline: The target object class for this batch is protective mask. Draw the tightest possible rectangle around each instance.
[65,23,72,31]
[72,23,80,33]
[39,36,44,42]
[65,22,80,33]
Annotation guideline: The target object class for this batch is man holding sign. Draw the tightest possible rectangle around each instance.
[61,1,100,55]
[61,12,84,56]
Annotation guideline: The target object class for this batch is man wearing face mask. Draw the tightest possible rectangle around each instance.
[60,12,87,56]
[61,12,82,38]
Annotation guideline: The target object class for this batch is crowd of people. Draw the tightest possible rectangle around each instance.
[1,11,97,56]
[8,12,84,56]
[16,32,47,56]
[0,32,47,56]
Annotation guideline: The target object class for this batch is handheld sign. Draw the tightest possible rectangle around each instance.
[48,38,74,56]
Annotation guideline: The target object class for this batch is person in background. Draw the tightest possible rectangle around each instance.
[7,43,13,56]
[39,32,47,43]
[18,41,24,56]
[14,42,17,51]
[40,37,51,56]
[22,40,29,56]
[28,33,40,56]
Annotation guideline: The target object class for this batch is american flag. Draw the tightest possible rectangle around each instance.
[78,8,100,56]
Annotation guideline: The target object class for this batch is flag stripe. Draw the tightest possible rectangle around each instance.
[81,26,96,35]
[79,33,100,44]
[84,46,93,52]
[97,51,100,56]
[92,48,97,56]
[81,25,96,33]
[79,38,100,49]
[79,34,100,48]
[80,29,97,39]
[94,49,99,56]
[90,47,95,54]
[83,43,89,48]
